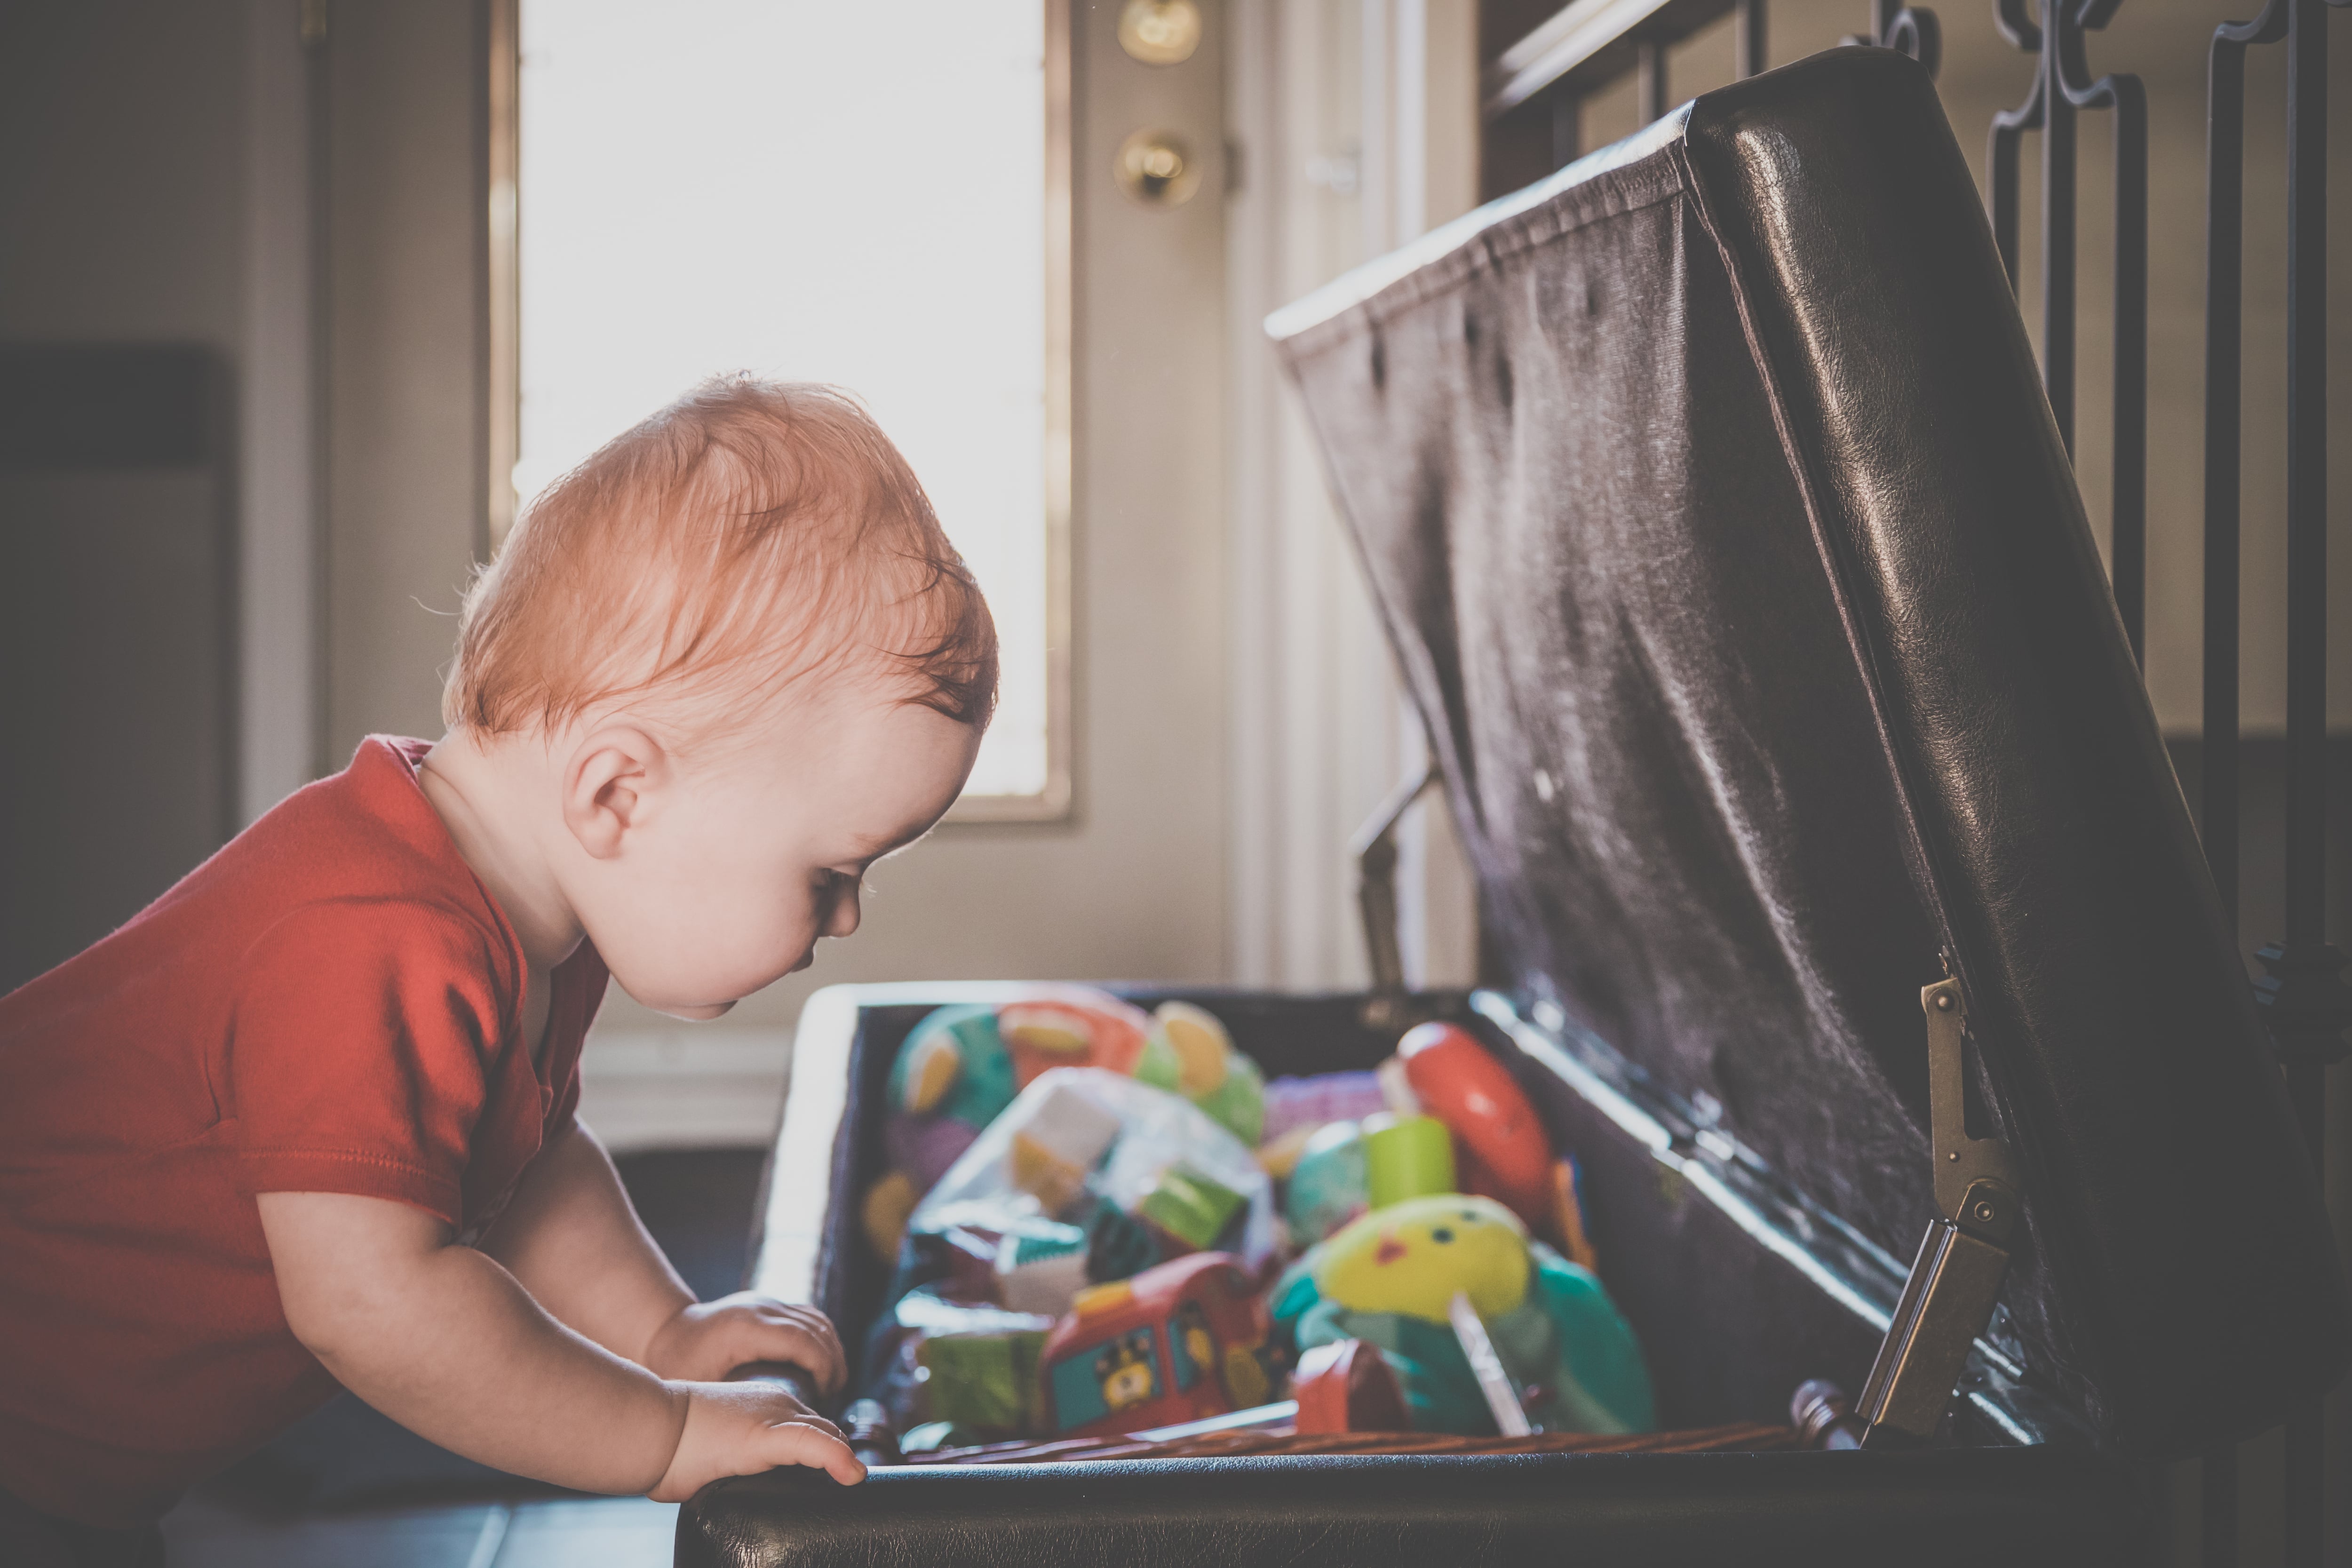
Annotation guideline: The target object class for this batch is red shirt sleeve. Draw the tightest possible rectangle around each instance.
[225,900,519,1227]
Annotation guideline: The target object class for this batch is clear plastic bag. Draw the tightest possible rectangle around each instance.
[910,1068,1281,1278]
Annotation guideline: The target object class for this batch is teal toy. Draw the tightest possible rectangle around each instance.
[1268,1194,1653,1436]
[863,1006,1024,1260]
[1284,1121,1369,1246]
[892,1004,1020,1129]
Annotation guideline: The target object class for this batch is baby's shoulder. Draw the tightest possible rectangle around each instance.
[234,892,516,1011]
[179,740,517,979]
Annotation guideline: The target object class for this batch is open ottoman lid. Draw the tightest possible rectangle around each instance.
[1268,48,2346,1457]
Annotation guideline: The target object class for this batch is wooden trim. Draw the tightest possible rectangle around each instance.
[485,0,520,552]
[576,1028,793,1153]
[947,0,1076,824]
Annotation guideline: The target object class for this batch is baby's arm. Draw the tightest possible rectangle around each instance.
[477,1120,849,1389]
[470,1120,699,1367]
[256,1190,865,1498]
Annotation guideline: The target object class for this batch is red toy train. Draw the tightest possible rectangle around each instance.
[1039,1252,1272,1438]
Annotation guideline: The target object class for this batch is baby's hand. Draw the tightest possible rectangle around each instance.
[644,1293,847,1395]
[652,1380,865,1499]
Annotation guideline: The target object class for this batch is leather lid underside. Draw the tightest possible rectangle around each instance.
[1270,48,2347,1457]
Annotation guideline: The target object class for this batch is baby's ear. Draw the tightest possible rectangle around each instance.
[561,725,671,859]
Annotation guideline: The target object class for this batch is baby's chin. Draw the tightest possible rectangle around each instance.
[648,998,738,1022]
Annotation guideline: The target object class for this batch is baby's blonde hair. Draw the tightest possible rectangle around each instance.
[445,376,996,742]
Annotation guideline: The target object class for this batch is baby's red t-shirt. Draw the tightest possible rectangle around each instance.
[0,737,608,1527]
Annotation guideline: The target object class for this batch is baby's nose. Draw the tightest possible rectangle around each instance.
[827,885,863,939]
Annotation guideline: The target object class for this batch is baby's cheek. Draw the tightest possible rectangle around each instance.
[639,893,779,995]
[655,844,819,991]
[722,891,822,985]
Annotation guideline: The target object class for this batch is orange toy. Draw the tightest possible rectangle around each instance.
[1291,1337,1410,1434]
[997,987,1151,1089]
[1396,1022,1554,1230]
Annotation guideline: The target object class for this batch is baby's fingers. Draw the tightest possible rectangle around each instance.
[743,1318,846,1396]
[777,1406,849,1446]
[759,1417,866,1486]
[774,1306,847,1389]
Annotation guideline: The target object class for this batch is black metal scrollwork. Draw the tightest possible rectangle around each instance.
[1986,0,2044,281]
[2202,0,2345,1561]
[2198,0,2285,956]
[1874,0,1944,72]
[1840,0,1942,76]
[1986,0,2147,659]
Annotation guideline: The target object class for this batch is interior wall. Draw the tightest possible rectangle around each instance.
[323,0,489,760]
[0,5,247,349]
[0,7,245,979]
[0,0,321,913]
[238,0,321,823]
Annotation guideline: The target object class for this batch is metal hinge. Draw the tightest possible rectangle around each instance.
[1351,755,1438,1033]
[1854,976,2023,1448]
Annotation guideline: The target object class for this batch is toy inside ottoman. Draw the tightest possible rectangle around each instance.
[840,988,1679,1461]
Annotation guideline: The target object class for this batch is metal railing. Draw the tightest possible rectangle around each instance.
[1483,0,2342,1560]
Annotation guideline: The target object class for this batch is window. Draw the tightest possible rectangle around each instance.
[492,1,1071,813]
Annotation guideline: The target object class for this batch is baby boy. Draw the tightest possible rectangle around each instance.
[0,377,996,1559]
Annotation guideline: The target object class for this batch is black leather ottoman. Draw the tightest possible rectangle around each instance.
[677,48,2346,1567]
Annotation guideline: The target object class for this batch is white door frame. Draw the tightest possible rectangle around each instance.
[1224,0,1480,993]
